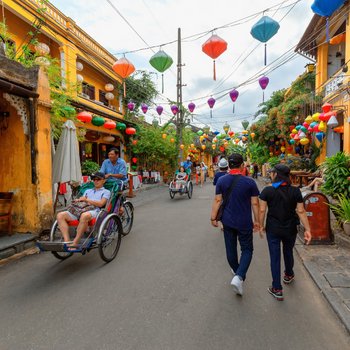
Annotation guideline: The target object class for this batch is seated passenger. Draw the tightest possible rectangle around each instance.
[306,168,326,192]
[176,166,187,189]
[100,147,128,187]
[56,172,110,249]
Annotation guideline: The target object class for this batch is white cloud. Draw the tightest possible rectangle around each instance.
[50,0,315,132]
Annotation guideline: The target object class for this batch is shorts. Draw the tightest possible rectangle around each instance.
[67,210,99,222]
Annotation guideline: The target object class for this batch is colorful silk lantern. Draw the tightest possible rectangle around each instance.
[259,77,269,102]
[289,125,296,132]
[292,128,297,134]
[188,103,196,113]
[295,147,300,153]
[224,142,228,147]
[318,113,326,121]
[303,122,309,129]
[228,131,234,137]
[171,105,178,115]
[127,103,134,112]
[91,116,105,134]
[250,16,280,65]
[162,133,167,139]
[281,146,286,152]
[116,122,126,131]
[242,136,247,142]
[288,146,293,152]
[295,125,301,131]
[77,111,92,123]
[112,57,135,97]
[132,140,138,145]
[316,131,326,143]
[104,120,116,136]
[212,144,216,149]
[229,90,239,113]
[311,0,346,42]
[322,102,332,113]
[334,125,344,133]
[294,134,300,141]
[213,131,220,136]
[235,139,239,144]
[180,144,185,150]
[290,139,295,145]
[201,145,205,150]
[319,121,325,132]
[141,105,148,114]
[207,97,216,118]
[149,49,173,93]
[324,111,335,121]
[125,127,136,135]
[168,123,175,133]
[313,123,320,132]
[242,120,249,130]
[197,130,203,136]
[312,112,320,121]
[269,152,274,157]
[171,138,175,143]
[327,114,339,128]
[300,138,309,145]
[202,34,228,80]
[132,158,137,163]
[305,116,313,124]
[152,118,159,128]
[200,136,204,142]
[185,125,192,133]
[156,106,163,116]
[251,132,255,138]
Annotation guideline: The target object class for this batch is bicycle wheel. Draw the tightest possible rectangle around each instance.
[121,201,134,236]
[50,221,73,260]
[187,182,193,199]
[98,215,122,263]
[170,190,175,199]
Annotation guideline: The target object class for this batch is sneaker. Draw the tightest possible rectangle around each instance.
[283,274,295,284]
[231,275,243,296]
[268,286,283,301]
[231,269,235,276]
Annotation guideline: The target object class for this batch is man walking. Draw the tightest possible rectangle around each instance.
[211,154,260,296]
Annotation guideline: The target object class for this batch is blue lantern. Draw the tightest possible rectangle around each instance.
[281,153,285,158]
[225,137,231,141]
[287,140,291,145]
[316,131,326,143]
[312,0,346,41]
[213,131,220,136]
[275,146,279,151]
[250,16,280,65]
[270,141,274,146]
[295,146,300,153]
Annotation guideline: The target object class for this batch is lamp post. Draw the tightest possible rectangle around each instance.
[223,122,230,134]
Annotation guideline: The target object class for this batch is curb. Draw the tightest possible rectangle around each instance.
[295,244,350,334]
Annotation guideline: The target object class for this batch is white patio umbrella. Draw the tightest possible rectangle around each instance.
[52,120,82,212]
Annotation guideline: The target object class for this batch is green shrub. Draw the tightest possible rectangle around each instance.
[81,160,100,175]
[321,152,350,197]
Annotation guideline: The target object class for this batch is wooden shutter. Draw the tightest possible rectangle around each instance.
[99,90,109,106]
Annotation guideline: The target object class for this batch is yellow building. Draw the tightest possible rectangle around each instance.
[296,3,349,163]
[0,0,134,235]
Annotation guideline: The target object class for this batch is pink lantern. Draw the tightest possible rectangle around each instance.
[318,113,326,121]
[303,122,309,128]
[156,106,163,116]
[188,103,195,113]
[313,123,320,132]
[141,105,148,114]
[259,77,269,102]
[294,134,300,141]
[171,105,178,115]
[127,103,134,112]
[308,126,313,132]
[207,97,216,118]
[229,90,239,113]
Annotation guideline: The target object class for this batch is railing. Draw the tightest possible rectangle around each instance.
[325,70,346,97]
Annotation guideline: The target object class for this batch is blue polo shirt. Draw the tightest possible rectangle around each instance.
[213,171,227,185]
[183,161,192,170]
[100,158,127,181]
[83,187,110,212]
[216,174,259,230]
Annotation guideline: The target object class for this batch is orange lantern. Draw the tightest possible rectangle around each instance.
[162,133,167,139]
[180,144,184,149]
[235,139,239,144]
[212,144,216,149]
[334,125,344,133]
[242,136,247,142]
[224,142,228,147]
[201,145,205,150]
[171,138,174,143]
[251,132,255,138]
[112,57,135,97]
[77,111,92,123]
[191,144,195,148]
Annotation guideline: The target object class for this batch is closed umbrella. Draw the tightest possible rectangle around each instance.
[52,120,82,212]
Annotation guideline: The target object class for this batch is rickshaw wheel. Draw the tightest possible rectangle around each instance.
[121,201,134,236]
[187,182,193,199]
[170,190,175,199]
[98,215,122,263]
[50,222,73,260]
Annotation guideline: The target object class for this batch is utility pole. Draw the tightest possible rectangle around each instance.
[177,27,184,166]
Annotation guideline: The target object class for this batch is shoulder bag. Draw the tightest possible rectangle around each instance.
[215,175,242,222]
[67,202,96,220]
[276,187,300,225]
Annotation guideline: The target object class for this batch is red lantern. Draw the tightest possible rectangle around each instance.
[228,131,234,136]
[104,120,116,130]
[202,34,228,80]
[270,147,274,151]
[220,146,225,152]
[289,125,295,132]
[324,111,336,121]
[322,102,332,114]
[281,141,285,146]
[112,57,135,97]
[303,122,309,128]
[77,111,92,123]
[132,140,137,145]
[288,146,292,152]
[125,127,136,135]
[275,151,280,155]
[132,158,137,163]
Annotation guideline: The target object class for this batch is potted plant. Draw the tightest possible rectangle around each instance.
[328,194,350,236]
[81,160,100,175]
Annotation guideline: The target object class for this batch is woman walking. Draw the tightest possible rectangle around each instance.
[259,164,312,301]
[199,162,206,187]
[209,165,214,181]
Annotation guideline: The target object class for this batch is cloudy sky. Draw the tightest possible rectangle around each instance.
[50,0,315,134]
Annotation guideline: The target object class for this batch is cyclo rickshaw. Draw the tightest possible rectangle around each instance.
[169,169,193,199]
[37,180,134,263]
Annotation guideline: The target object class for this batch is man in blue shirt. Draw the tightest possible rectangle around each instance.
[213,158,228,186]
[211,153,260,296]
[183,157,192,173]
[56,172,111,249]
[100,147,128,186]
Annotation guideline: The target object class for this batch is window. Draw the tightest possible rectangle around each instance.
[99,90,109,106]
[82,82,95,100]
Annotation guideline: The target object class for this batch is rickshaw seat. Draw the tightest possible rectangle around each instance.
[68,219,96,226]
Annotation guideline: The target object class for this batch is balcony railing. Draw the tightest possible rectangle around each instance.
[325,71,345,97]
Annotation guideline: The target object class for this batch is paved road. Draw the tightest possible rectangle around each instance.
[1,181,350,350]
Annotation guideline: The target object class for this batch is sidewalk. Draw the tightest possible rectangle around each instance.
[257,177,350,334]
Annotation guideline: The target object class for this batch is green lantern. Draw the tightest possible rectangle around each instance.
[91,116,105,127]
[60,106,75,117]
[241,120,249,129]
[168,122,175,133]
[138,115,145,122]
[152,118,159,128]
[185,125,192,133]
[116,122,126,131]
[197,130,203,136]
[203,125,210,134]
[131,165,137,170]
[149,49,173,93]
[223,122,230,134]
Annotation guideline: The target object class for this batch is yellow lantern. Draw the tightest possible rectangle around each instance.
[312,113,320,121]
[305,115,313,125]
[201,145,205,150]
[292,128,298,134]
[300,138,309,145]
[251,133,255,138]
[162,133,167,139]
[275,141,279,145]
[319,121,325,132]
[287,153,292,156]
[212,144,216,149]
[231,134,235,138]
[180,144,184,149]
[200,136,204,142]
[171,138,174,143]
[281,146,286,152]
[269,152,274,156]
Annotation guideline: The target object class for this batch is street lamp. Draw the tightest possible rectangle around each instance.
[203,125,210,134]
[223,122,230,134]
[168,122,175,133]
[152,118,159,128]
[306,63,315,73]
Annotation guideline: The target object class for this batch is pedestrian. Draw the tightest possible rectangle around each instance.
[209,165,214,181]
[183,157,192,173]
[213,158,228,186]
[241,162,251,177]
[211,153,260,296]
[204,163,208,182]
[199,162,205,187]
[253,163,259,179]
[259,164,312,301]
[196,164,200,184]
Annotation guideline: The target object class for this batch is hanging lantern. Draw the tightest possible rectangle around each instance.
[212,144,216,149]
[197,130,203,136]
[125,127,136,135]
[180,144,185,150]
[327,115,339,128]
[305,116,313,124]
[289,125,296,132]
[275,141,279,145]
[202,34,228,80]
[105,83,114,92]
[152,118,159,128]
[312,113,320,121]
[250,16,280,65]
[229,90,239,113]
[269,152,274,157]
[316,131,326,143]
[188,103,196,113]
[334,125,344,133]
[35,42,50,55]
[149,49,173,93]
[185,125,192,133]
[104,120,116,133]
[235,139,239,144]
[156,106,163,116]
[141,105,148,114]
[224,142,228,147]
[319,121,325,132]
[203,125,210,134]
[322,102,333,113]
[250,132,256,139]
[259,77,269,102]
[302,122,309,129]
[77,111,92,123]
[324,111,335,121]
[242,120,249,130]
[132,157,137,163]
[223,122,230,134]
[91,116,105,127]
[171,138,175,143]
[290,139,295,145]
[103,136,115,142]
[105,92,114,101]
[171,105,178,115]
[168,123,175,133]
[295,147,300,153]
[207,98,216,118]
[288,146,293,152]
[200,136,204,142]
[227,131,234,137]
[313,123,320,132]
[162,133,167,139]
[300,138,309,145]
[294,135,300,141]
[132,140,138,145]
[312,0,346,42]
[127,103,134,112]
[201,145,206,150]
[242,136,247,142]
[76,74,84,84]
[270,146,274,151]
[308,126,313,132]
[276,146,280,151]
[295,125,301,131]
[116,122,126,131]
[213,138,218,143]
[292,128,298,134]
[76,62,83,72]
[112,57,135,97]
